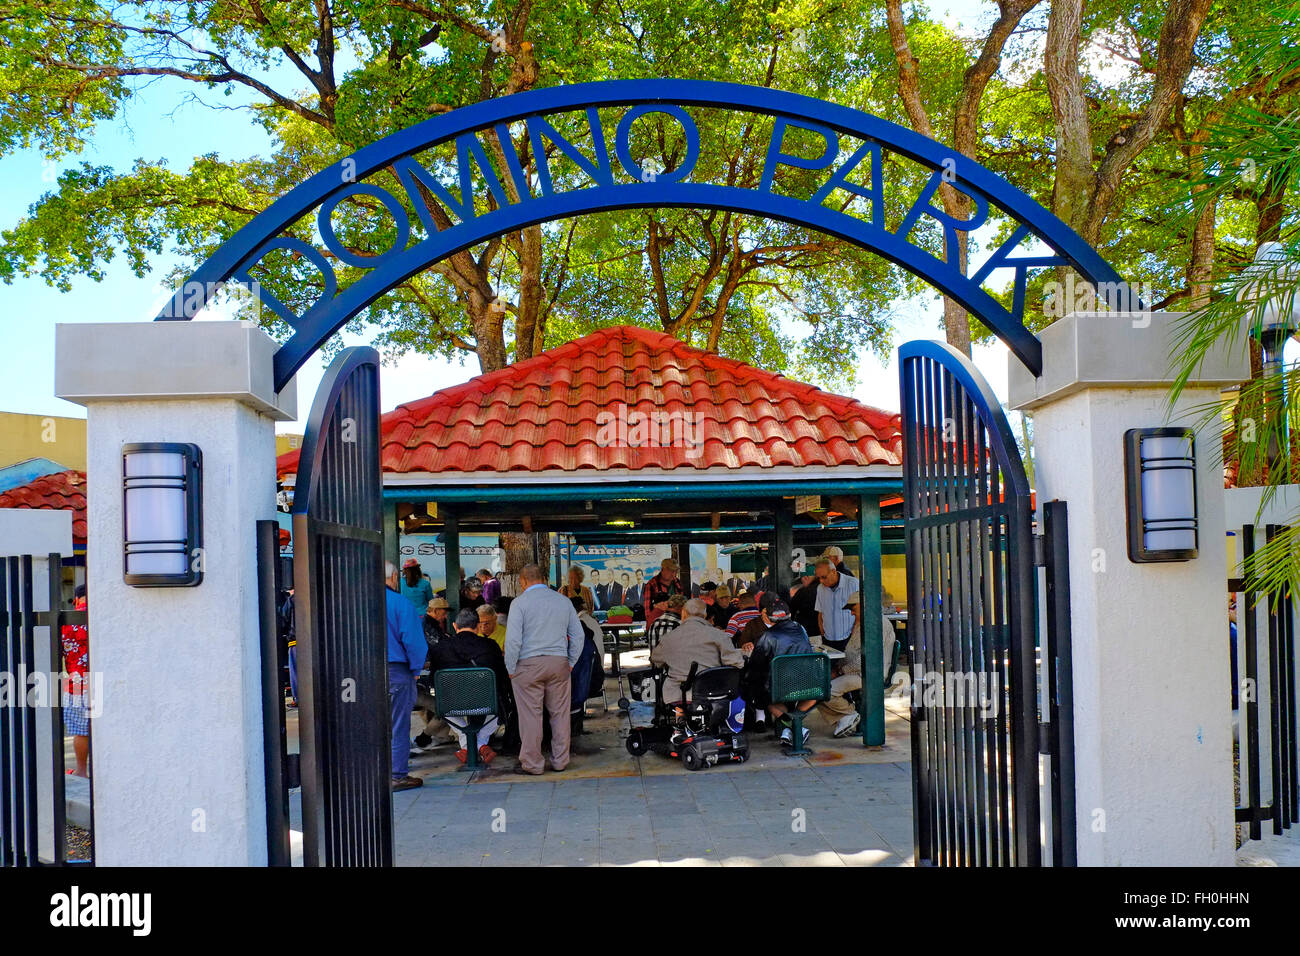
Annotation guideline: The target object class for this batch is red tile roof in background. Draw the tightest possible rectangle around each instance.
[278,325,902,479]
[0,470,87,543]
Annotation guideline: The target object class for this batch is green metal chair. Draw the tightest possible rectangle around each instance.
[433,667,497,771]
[770,653,832,756]
[885,637,903,688]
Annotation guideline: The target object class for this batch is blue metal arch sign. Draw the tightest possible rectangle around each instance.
[155,79,1137,388]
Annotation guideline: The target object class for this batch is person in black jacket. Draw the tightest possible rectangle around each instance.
[423,597,451,649]
[788,573,819,638]
[428,608,511,765]
[743,593,816,743]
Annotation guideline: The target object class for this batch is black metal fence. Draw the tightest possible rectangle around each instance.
[1,553,92,867]
[1231,523,1298,842]
[900,340,1075,867]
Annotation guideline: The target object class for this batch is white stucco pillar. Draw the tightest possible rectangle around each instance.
[1009,311,1248,866]
[55,320,295,866]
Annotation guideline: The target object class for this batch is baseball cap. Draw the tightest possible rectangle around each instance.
[759,592,791,621]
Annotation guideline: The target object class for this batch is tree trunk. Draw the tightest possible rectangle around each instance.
[1186,138,1216,309]
[499,531,537,597]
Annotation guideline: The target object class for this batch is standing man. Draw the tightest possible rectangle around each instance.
[789,571,819,638]
[504,563,584,775]
[387,561,428,791]
[814,558,860,652]
[644,558,685,628]
[821,546,854,577]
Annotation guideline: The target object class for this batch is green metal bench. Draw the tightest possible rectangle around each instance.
[434,667,497,771]
[770,653,831,756]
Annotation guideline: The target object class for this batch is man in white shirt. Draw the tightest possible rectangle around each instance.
[814,559,860,651]
[817,590,894,738]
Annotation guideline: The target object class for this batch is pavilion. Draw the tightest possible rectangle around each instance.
[277,326,908,742]
[277,325,906,607]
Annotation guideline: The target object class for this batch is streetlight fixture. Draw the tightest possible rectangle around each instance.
[122,442,203,586]
[1237,241,1300,470]
[1124,428,1198,563]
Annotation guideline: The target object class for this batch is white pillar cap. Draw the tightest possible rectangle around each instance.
[1008,311,1250,412]
[55,320,296,421]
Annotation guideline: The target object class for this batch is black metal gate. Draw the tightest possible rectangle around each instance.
[287,346,390,866]
[1,553,92,866]
[899,340,1075,867]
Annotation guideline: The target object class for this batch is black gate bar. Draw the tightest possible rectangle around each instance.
[257,519,292,866]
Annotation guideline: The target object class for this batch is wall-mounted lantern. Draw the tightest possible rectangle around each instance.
[1124,428,1197,563]
[122,442,203,586]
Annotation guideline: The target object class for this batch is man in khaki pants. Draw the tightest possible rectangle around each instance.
[504,564,585,774]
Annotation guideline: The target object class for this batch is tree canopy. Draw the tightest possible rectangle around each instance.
[2,1,1295,396]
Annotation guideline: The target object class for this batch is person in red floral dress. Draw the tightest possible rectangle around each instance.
[60,585,90,778]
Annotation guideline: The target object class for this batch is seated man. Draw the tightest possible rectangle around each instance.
[724,591,761,646]
[423,597,451,651]
[743,593,816,744]
[477,603,507,651]
[648,593,687,648]
[428,607,512,765]
[649,598,744,705]
[815,591,875,738]
[708,585,735,630]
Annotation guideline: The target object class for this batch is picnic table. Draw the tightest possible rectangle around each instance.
[598,620,645,677]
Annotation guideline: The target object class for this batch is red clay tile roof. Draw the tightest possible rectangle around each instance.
[0,469,87,543]
[279,326,901,479]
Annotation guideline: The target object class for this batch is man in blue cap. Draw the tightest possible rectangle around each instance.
[386,560,428,791]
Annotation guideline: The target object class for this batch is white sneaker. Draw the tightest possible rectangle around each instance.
[833,712,862,738]
[780,726,811,746]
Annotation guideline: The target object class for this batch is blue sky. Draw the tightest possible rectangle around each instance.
[0,4,1053,431]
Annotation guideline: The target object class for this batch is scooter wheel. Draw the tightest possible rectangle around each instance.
[682,743,705,771]
[617,697,630,711]
[625,731,646,757]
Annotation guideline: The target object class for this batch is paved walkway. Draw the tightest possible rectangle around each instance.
[392,758,914,866]
[1237,824,1300,866]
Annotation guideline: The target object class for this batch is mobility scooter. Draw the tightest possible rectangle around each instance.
[624,662,749,771]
